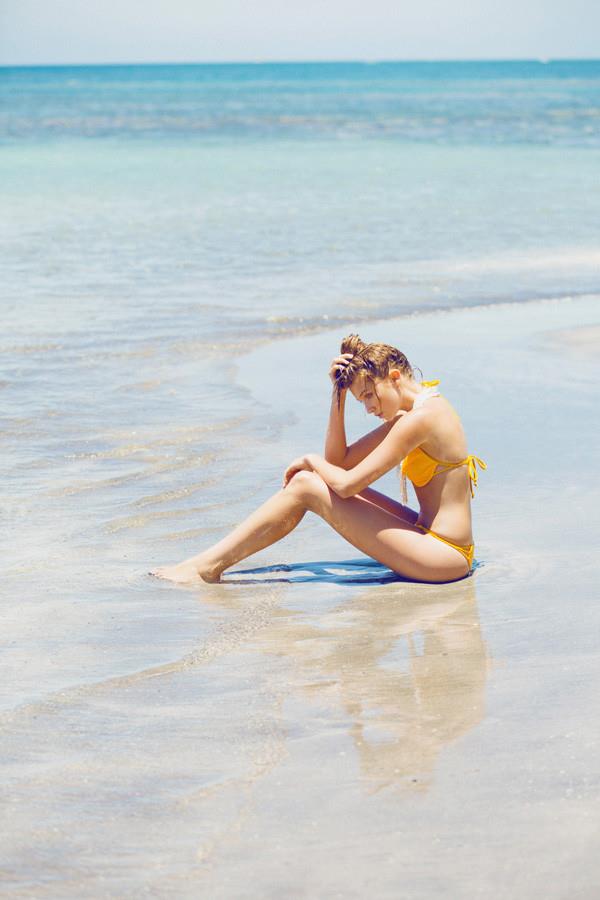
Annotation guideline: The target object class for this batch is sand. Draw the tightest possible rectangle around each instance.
[2,294,600,898]
[546,323,600,357]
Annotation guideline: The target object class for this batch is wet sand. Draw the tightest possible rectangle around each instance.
[546,322,600,357]
[2,295,600,898]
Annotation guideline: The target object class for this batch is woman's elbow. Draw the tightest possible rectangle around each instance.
[324,450,349,469]
[334,480,358,499]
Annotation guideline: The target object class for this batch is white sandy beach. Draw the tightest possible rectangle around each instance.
[2,294,600,897]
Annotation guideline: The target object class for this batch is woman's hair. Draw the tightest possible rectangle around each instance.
[334,334,415,399]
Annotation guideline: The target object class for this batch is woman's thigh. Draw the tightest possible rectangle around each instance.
[358,486,419,525]
[289,473,469,583]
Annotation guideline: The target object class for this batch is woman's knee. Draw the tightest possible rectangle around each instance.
[286,470,327,507]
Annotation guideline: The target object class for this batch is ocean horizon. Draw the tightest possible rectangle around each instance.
[3,56,599,65]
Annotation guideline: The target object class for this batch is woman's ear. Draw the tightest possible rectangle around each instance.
[389,368,401,382]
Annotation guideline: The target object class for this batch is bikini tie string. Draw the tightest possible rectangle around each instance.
[466,455,487,497]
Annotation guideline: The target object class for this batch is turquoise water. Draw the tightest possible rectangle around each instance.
[2,62,599,338]
[3,60,600,144]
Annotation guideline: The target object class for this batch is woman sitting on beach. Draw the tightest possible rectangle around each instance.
[152,334,485,585]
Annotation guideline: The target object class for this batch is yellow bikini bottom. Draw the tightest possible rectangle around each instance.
[417,525,474,570]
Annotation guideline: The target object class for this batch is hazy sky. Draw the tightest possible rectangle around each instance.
[1,0,599,65]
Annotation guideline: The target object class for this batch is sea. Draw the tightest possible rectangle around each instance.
[2,60,600,896]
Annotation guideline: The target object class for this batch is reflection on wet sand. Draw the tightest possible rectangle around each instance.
[211,566,488,793]
[342,581,487,793]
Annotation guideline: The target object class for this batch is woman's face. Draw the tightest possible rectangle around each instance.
[350,374,400,421]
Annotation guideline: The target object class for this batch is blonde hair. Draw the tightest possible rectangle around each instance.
[334,334,415,400]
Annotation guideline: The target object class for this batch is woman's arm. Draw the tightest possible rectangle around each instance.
[324,387,348,465]
[287,409,431,498]
[324,353,354,465]
[341,418,400,469]
[323,353,399,469]
[324,387,396,469]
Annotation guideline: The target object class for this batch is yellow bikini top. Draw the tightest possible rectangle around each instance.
[399,381,487,503]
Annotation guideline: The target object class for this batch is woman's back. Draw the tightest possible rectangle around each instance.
[404,393,479,545]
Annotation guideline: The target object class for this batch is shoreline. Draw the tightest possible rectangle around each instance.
[225,288,600,382]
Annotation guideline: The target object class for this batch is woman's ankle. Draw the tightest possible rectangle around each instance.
[192,553,223,583]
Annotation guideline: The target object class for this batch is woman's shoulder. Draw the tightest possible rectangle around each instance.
[410,395,467,456]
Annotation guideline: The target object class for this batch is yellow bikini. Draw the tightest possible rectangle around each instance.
[400,381,487,570]
[401,446,487,498]
[416,526,477,569]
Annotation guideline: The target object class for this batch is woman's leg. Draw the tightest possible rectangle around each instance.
[358,486,419,525]
[151,481,309,583]
[289,472,468,582]
[151,471,467,584]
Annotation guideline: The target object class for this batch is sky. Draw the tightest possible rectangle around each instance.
[1,0,599,66]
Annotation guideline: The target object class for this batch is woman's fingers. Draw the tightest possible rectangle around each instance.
[283,468,300,487]
[283,457,305,487]
[329,353,354,382]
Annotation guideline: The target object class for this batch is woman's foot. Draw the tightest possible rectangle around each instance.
[149,556,221,584]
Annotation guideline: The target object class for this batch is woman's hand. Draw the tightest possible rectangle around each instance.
[328,353,354,386]
[283,455,314,487]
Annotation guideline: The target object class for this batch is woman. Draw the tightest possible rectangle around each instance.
[151,334,485,584]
